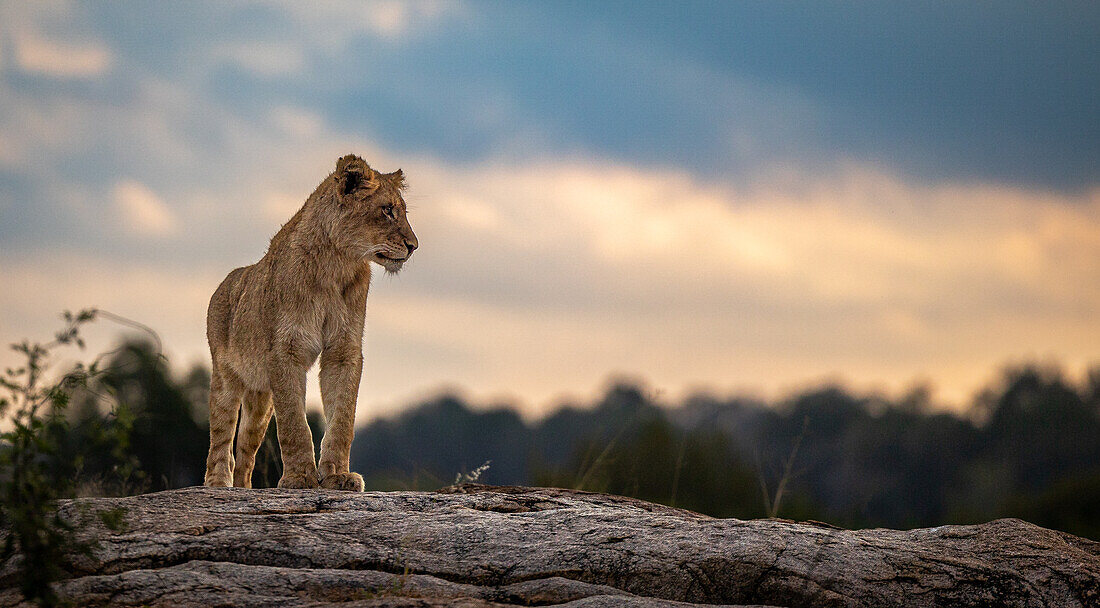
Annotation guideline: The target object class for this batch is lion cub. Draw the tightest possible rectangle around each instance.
[204,154,417,490]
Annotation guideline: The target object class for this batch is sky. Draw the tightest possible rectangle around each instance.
[1,1,1098,421]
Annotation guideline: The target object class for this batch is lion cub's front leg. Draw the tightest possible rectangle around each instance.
[317,341,365,491]
[269,358,319,489]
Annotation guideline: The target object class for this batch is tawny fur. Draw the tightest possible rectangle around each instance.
[204,154,418,490]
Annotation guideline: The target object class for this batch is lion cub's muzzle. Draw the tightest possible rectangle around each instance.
[373,235,417,273]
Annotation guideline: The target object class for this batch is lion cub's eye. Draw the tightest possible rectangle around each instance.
[382,205,396,220]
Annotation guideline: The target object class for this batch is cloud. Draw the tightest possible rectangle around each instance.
[269,106,325,139]
[356,0,452,38]
[208,42,304,77]
[112,181,178,237]
[0,1,114,79]
[412,160,1100,313]
[278,0,464,46]
[2,24,1098,415]
[1,1,1097,421]
[10,134,1099,420]
[13,32,113,78]
[385,159,1100,410]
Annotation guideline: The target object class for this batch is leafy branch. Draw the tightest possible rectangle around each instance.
[0,309,156,606]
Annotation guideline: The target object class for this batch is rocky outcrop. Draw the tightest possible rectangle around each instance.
[1,484,1097,607]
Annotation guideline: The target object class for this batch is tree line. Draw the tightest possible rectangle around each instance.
[16,338,1100,540]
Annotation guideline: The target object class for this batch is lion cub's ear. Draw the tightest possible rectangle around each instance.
[386,168,407,191]
[336,154,380,197]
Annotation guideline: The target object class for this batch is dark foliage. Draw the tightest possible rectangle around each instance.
[57,340,324,492]
[350,395,529,489]
[70,341,208,491]
[8,331,1098,544]
[0,311,135,606]
[349,366,1100,538]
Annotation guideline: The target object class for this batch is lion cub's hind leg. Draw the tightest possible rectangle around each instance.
[232,391,274,488]
[204,368,244,487]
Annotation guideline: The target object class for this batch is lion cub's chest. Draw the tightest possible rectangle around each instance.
[281,290,363,364]
[320,294,362,348]
[227,279,365,392]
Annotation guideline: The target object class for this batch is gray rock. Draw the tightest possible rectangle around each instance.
[1,484,1096,607]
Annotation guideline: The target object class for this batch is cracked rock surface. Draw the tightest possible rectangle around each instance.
[1,484,1097,607]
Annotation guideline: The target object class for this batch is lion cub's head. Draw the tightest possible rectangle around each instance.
[331,154,418,274]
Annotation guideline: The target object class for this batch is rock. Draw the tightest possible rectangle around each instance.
[1,484,1097,607]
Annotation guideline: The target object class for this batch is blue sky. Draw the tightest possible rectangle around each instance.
[1,1,1098,419]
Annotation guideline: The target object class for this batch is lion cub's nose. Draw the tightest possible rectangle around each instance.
[405,238,418,255]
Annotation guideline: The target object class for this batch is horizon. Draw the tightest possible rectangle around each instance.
[32,325,1099,425]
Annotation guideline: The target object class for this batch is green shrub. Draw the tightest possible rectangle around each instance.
[0,310,139,606]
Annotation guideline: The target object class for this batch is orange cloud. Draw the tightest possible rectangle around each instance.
[13,32,112,78]
[112,181,178,237]
[4,128,1099,420]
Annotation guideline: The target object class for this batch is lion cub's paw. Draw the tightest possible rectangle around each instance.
[319,471,364,492]
[278,473,320,489]
[204,469,233,487]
